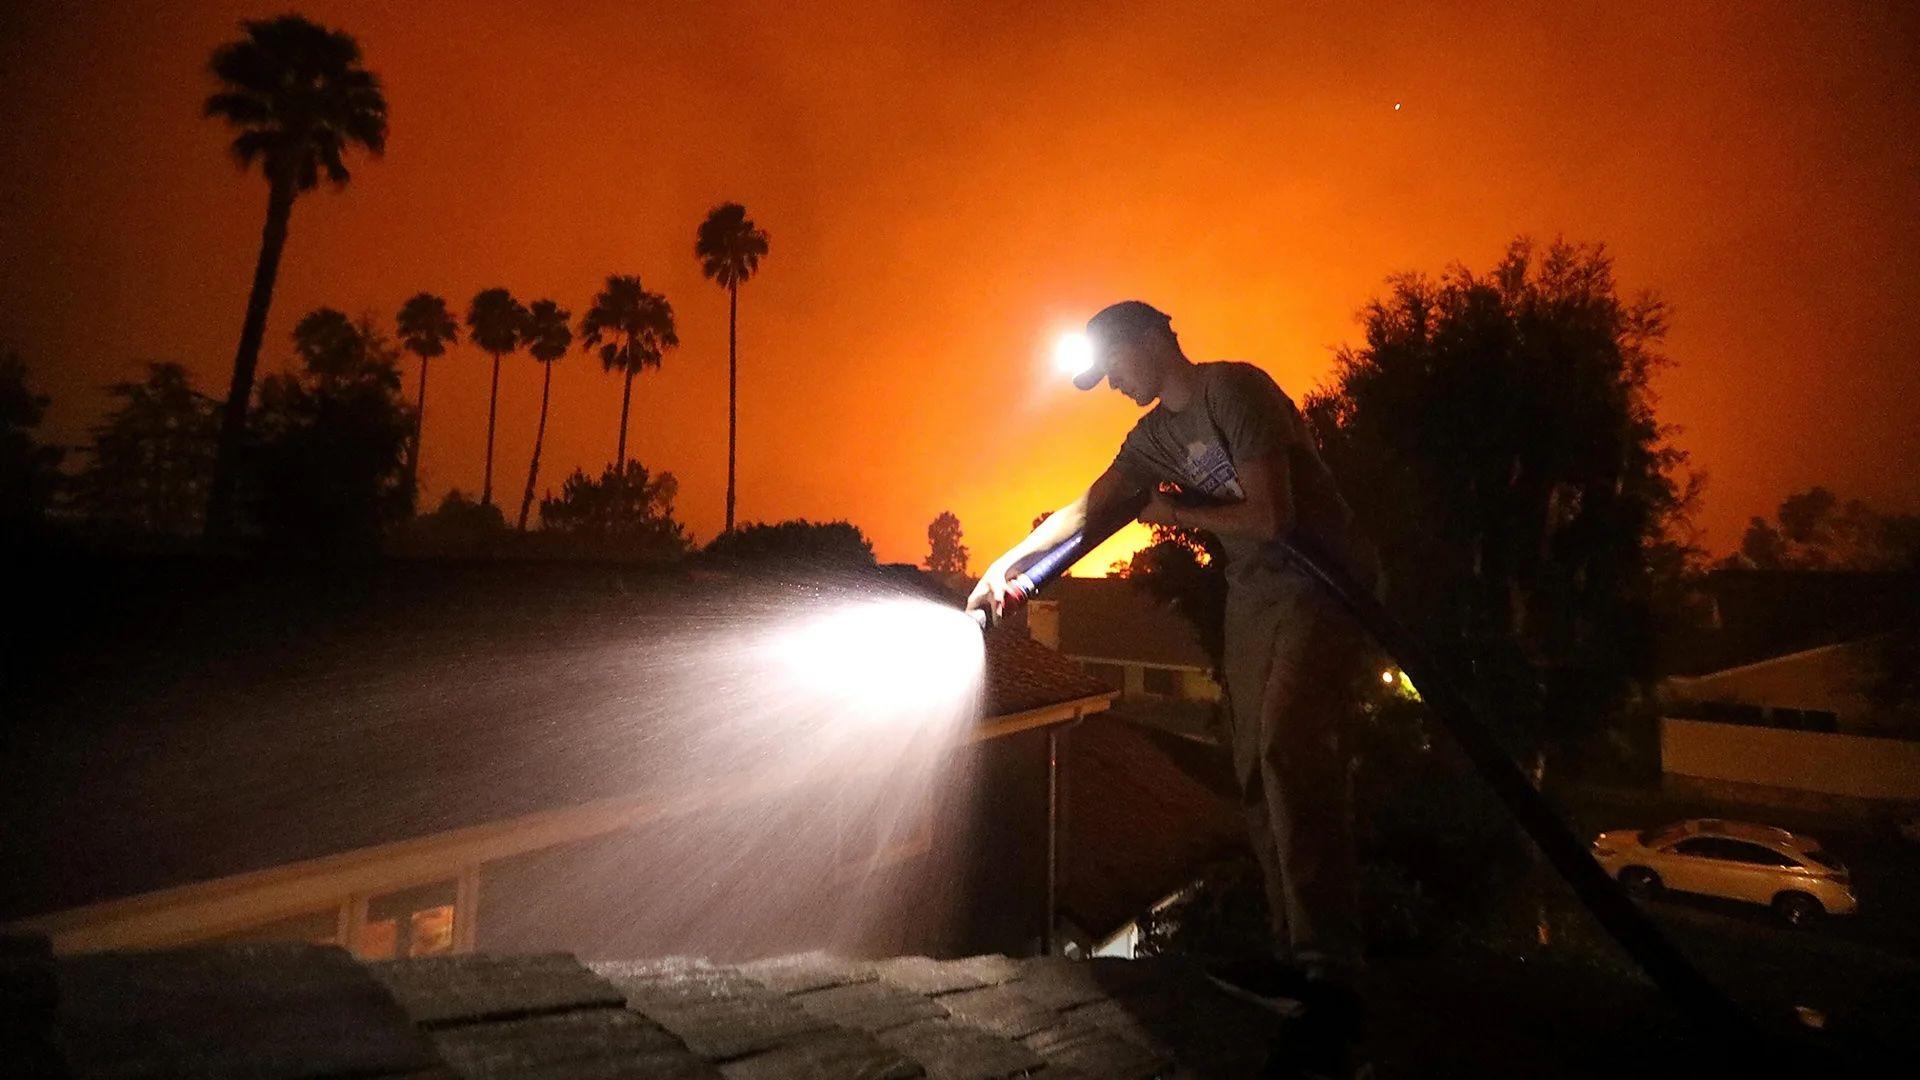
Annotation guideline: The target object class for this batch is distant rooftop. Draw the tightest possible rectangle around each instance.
[1035,577,1213,670]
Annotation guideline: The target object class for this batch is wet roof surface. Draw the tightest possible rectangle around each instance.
[16,942,1287,1078]
[4,568,1111,921]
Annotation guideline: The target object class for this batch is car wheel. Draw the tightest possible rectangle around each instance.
[1619,867,1661,899]
[1774,892,1822,928]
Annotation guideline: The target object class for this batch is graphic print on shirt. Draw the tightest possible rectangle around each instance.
[1183,439,1245,500]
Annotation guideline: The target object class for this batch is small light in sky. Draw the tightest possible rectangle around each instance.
[1381,669,1397,684]
[1393,101,1403,111]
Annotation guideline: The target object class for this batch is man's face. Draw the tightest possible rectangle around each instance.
[1101,337,1161,406]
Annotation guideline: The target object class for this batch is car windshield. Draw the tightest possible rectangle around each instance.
[1639,824,1689,848]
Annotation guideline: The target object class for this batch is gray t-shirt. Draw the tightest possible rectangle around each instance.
[1109,361,1377,605]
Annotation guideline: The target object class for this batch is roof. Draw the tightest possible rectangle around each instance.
[981,626,1114,717]
[1,558,1112,922]
[1661,818,1819,851]
[14,942,1289,1077]
[1059,716,1243,941]
[1036,576,1213,670]
[1660,568,1916,677]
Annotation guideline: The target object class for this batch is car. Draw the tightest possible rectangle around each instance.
[1590,818,1856,927]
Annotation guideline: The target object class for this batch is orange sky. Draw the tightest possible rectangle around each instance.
[3,2,1916,567]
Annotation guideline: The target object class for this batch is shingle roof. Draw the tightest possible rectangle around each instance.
[15,942,1290,1077]
[981,627,1115,718]
[1038,578,1213,670]
[1060,717,1244,942]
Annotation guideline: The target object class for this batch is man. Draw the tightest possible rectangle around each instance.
[968,301,1378,1030]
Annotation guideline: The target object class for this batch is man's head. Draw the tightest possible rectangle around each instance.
[1078,300,1183,405]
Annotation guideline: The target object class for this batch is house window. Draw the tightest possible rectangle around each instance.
[1142,668,1179,697]
[1769,708,1838,733]
[357,880,459,959]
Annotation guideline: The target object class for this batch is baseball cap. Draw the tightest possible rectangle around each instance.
[1075,300,1174,390]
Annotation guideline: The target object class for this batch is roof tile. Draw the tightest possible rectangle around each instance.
[1010,956,1147,1010]
[789,979,948,1034]
[57,943,438,1079]
[871,954,1020,997]
[427,1007,718,1079]
[1021,1018,1170,1079]
[370,952,626,1028]
[736,951,877,995]
[930,984,1058,1040]
[872,1017,1047,1080]
[717,1028,923,1080]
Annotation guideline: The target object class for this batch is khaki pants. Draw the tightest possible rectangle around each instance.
[1222,576,1365,975]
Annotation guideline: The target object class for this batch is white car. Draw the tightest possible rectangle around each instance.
[1590,818,1856,927]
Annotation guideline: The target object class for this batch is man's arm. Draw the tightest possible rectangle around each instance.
[1138,448,1295,541]
[967,465,1141,619]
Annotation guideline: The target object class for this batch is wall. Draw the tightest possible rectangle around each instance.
[1661,717,1920,802]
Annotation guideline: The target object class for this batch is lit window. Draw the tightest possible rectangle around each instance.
[358,880,458,959]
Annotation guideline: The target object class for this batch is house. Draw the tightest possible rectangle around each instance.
[2,558,1115,964]
[1025,575,1223,740]
[1657,569,1919,811]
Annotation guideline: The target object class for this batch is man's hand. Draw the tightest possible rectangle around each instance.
[1137,491,1179,527]
[965,563,1013,623]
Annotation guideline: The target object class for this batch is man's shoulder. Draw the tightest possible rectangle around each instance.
[1200,360,1297,412]
[1201,360,1286,392]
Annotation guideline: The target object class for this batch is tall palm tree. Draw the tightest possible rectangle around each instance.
[695,202,770,534]
[579,275,678,471]
[202,14,388,537]
[466,288,527,508]
[516,299,572,531]
[396,293,458,495]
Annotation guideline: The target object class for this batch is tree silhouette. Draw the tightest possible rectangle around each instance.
[202,14,387,538]
[291,307,362,379]
[1729,486,1920,571]
[924,510,970,574]
[1,349,63,528]
[247,311,412,549]
[466,287,527,509]
[516,298,572,531]
[75,362,220,535]
[703,520,876,568]
[695,202,770,534]
[396,292,458,496]
[538,460,689,559]
[579,275,678,472]
[1303,237,1700,755]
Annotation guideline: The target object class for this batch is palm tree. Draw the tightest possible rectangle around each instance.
[579,275,678,471]
[466,288,527,508]
[695,202,770,534]
[202,14,388,537]
[516,299,572,531]
[396,293,458,496]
